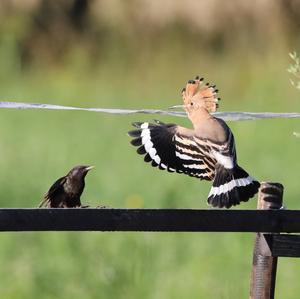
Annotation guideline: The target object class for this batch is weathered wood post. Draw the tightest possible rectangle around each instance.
[249,182,284,299]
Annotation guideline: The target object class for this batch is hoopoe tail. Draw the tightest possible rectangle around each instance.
[207,164,260,208]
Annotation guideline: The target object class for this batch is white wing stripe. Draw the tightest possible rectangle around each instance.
[139,126,163,166]
[142,134,151,145]
[154,155,161,164]
[183,163,208,170]
[175,151,203,161]
[145,141,154,152]
[175,135,198,147]
[141,128,150,137]
[208,176,253,197]
[141,122,149,129]
[212,151,234,169]
[176,144,205,156]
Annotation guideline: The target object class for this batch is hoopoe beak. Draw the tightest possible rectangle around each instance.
[85,165,95,171]
[168,105,186,110]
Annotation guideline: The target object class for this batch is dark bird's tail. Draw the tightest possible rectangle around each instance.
[207,164,260,208]
[38,197,49,208]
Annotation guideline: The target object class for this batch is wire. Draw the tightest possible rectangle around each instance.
[1,101,300,121]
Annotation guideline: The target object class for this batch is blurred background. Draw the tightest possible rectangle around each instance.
[0,0,300,298]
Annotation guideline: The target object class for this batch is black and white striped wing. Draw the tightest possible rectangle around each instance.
[128,121,215,180]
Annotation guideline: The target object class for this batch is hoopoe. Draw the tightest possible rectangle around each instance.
[128,76,260,208]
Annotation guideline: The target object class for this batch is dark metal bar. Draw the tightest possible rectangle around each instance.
[272,234,300,258]
[250,182,284,299]
[0,207,300,232]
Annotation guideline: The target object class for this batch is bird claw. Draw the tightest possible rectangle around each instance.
[80,205,90,208]
[96,205,110,209]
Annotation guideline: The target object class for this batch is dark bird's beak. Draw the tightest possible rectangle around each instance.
[85,166,95,172]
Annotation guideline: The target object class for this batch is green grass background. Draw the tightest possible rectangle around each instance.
[1,34,300,298]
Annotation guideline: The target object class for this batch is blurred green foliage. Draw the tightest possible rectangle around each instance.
[0,1,300,298]
[288,51,300,89]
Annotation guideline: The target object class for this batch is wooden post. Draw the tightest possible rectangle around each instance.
[250,182,284,299]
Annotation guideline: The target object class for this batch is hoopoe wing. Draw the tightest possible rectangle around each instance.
[128,120,216,180]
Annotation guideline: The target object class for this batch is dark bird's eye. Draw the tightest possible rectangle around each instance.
[190,102,194,106]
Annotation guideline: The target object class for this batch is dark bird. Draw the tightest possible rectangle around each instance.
[128,76,260,208]
[39,165,94,208]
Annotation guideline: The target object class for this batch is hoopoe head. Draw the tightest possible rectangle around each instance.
[181,76,220,115]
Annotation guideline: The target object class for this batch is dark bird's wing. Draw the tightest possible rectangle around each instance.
[128,121,216,180]
[38,176,67,207]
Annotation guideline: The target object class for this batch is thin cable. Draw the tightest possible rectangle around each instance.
[1,101,300,121]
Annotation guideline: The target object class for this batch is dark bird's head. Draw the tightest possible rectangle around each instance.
[67,165,95,180]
